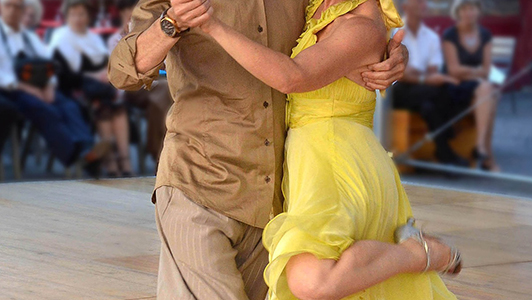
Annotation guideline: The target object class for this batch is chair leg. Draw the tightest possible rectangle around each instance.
[511,92,517,115]
[21,125,37,170]
[0,148,4,182]
[73,161,83,179]
[35,138,44,166]
[46,154,55,173]
[11,126,22,180]
[133,112,146,175]
[138,143,146,175]
[65,166,72,179]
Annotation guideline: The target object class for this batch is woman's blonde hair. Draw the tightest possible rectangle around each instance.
[451,0,482,20]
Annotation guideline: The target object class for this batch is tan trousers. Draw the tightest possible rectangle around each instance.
[155,186,269,300]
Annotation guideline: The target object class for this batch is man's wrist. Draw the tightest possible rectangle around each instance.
[160,8,190,38]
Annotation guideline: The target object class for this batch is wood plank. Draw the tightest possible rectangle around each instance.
[445,262,532,300]
[1,178,531,299]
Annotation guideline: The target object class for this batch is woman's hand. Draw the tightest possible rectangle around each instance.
[168,0,214,30]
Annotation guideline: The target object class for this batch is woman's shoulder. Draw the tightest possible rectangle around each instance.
[479,26,493,43]
[48,26,70,48]
[442,25,458,41]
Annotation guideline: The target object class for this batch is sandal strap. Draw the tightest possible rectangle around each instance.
[440,247,461,274]
[419,230,431,273]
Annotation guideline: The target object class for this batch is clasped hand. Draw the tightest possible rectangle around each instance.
[167,0,214,31]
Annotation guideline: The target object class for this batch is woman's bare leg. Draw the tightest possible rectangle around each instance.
[286,238,452,300]
[111,109,133,174]
[473,81,495,154]
[472,81,499,170]
[97,119,119,175]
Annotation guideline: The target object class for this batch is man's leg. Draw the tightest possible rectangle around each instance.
[393,83,466,165]
[154,186,267,300]
[235,222,269,300]
[8,91,80,166]
[52,92,94,148]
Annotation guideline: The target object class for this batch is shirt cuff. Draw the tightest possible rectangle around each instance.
[110,31,164,91]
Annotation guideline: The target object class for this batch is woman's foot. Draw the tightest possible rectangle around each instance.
[118,156,134,177]
[104,153,121,178]
[472,148,501,172]
[395,218,462,275]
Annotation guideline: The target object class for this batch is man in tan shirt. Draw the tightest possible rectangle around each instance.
[109,0,408,299]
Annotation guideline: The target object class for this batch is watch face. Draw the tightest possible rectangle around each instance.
[161,19,177,37]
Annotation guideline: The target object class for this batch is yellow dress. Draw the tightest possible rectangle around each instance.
[262,0,458,299]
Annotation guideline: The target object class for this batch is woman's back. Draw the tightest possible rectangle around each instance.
[287,0,396,130]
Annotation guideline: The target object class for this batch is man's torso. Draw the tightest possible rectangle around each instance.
[154,0,308,228]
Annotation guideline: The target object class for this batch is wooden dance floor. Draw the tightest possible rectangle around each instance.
[1,178,531,299]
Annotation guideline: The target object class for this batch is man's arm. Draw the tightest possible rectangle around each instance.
[108,0,212,91]
[199,1,388,94]
[401,66,459,86]
[442,41,488,81]
[108,0,170,91]
[400,67,422,84]
[361,30,409,91]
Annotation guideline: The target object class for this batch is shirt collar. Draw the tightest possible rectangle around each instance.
[0,19,22,36]
[402,16,429,38]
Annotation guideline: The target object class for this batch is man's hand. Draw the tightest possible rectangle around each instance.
[168,0,213,30]
[426,73,460,86]
[19,82,46,103]
[362,29,409,91]
[42,84,56,104]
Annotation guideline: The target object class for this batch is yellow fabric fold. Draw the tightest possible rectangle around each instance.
[263,1,457,299]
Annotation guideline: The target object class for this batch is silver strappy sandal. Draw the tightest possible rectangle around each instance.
[394,218,462,276]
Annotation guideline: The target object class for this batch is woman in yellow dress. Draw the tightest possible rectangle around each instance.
[194,0,462,299]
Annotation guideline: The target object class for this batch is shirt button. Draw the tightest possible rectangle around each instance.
[258,25,264,33]
[265,176,271,183]
[263,101,269,108]
[265,139,271,146]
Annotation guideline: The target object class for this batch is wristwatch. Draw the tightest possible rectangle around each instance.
[160,8,190,38]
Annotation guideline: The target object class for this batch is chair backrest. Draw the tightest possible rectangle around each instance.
[492,36,517,74]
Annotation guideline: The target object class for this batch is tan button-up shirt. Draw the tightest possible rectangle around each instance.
[109,0,308,228]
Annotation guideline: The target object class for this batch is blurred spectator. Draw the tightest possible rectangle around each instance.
[22,0,42,31]
[393,0,469,166]
[443,0,499,171]
[107,0,135,48]
[49,0,133,177]
[0,0,109,177]
[108,0,173,162]
[0,95,19,152]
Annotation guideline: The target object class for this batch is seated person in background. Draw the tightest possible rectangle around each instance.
[0,0,108,177]
[108,0,173,163]
[49,0,133,178]
[443,0,499,171]
[393,0,468,166]
[22,0,42,31]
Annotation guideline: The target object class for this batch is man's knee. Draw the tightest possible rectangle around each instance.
[475,80,494,97]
